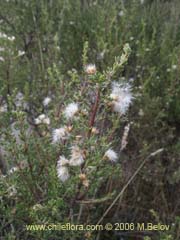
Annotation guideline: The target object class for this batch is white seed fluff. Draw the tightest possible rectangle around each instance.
[43,97,51,107]
[9,167,19,174]
[38,114,46,120]
[34,114,50,125]
[18,50,25,57]
[118,10,124,17]
[84,64,97,75]
[57,166,70,182]
[57,156,70,182]
[52,127,69,144]
[104,149,118,162]
[69,146,84,166]
[120,123,130,151]
[34,118,41,125]
[42,117,50,125]
[63,102,78,120]
[58,155,69,166]
[0,56,4,62]
[110,82,133,115]
[172,65,177,70]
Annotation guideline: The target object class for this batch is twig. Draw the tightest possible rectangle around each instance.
[76,194,115,204]
[96,148,164,225]
[69,86,100,220]
[88,86,100,138]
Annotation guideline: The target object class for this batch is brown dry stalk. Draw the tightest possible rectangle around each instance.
[88,86,100,138]
[69,86,100,219]
[96,148,164,225]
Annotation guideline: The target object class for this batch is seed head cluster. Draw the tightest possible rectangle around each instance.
[43,97,51,107]
[63,102,79,120]
[56,145,85,182]
[32,53,135,184]
[104,149,118,162]
[35,114,50,125]
[110,82,133,115]
[84,64,96,75]
[52,127,70,144]
[69,146,85,166]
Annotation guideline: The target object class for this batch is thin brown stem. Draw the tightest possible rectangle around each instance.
[96,148,164,225]
[87,86,100,138]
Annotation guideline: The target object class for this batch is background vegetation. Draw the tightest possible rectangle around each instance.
[0,0,179,239]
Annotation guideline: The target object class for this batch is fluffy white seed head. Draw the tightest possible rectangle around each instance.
[38,114,46,120]
[52,127,69,144]
[121,123,130,151]
[63,102,78,120]
[9,167,19,174]
[0,32,15,41]
[110,82,133,115]
[57,166,69,182]
[69,146,85,166]
[8,36,15,41]
[34,114,50,125]
[18,50,25,57]
[172,65,177,70]
[57,155,69,167]
[57,156,70,182]
[34,118,41,125]
[43,97,51,106]
[0,56,4,62]
[118,10,124,17]
[84,64,96,75]
[7,185,17,197]
[104,149,118,162]
[42,117,50,125]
